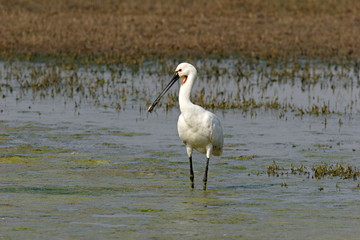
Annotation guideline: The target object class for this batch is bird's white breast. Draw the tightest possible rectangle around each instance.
[177,105,223,155]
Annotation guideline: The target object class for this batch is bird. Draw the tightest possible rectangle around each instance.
[148,63,223,190]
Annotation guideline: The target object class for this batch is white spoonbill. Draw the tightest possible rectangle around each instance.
[148,63,223,190]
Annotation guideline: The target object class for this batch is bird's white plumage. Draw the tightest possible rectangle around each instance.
[175,63,223,159]
[178,108,223,157]
[147,62,223,189]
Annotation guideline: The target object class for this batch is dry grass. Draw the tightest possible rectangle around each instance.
[1,0,360,62]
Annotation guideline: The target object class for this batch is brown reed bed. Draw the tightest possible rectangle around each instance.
[1,0,360,63]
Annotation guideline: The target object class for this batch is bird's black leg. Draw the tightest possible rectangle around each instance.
[203,158,210,190]
[189,156,194,189]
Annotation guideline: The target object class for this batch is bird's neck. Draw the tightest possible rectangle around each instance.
[179,73,196,113]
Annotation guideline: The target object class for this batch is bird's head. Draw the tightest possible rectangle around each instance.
[175,63,197,85]
[147,63,196,113]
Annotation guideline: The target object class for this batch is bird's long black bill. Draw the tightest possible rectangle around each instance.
[147,73,179,112]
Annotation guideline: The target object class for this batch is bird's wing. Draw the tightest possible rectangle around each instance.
[201,111,223,150]
[209,113,223,149]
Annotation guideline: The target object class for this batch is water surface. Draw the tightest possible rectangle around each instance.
[0,60,359,239]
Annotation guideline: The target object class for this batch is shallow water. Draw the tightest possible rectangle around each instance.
[1,60,360,239]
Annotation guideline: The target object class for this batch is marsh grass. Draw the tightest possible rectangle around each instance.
[0,0,360,62]
[1,58,359,114]
[267,161,360,180]
[313,163,360,180]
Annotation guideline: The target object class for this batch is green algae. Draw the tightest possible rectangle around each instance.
[0,144,70,155]
[143,150,181,158]
[0,135,11,140]
[304,153,350,159]
[12,227,32,231]
[134,157,163,163]
[70,158,110,166]
[223,134,233,138]
[62,153,113,166]
[136,208,164,213]
[46,132,101,140]
[0,185,132,195]
[101,142,120,148]
[233,165,247,170]
[0,124,51,132]
[0,155,37,164]
[109,131,150,137]
[224,155,260,161]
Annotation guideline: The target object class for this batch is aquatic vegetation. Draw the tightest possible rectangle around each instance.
[69,158,110,166]
[12,227,32,231]
[233,165,247,170]
[109,131,150,137]
[135,208,164,213]
[101,142,119,148]
[267,161,285,176]
[0,155,33,164]
[290,164,310,175]
[0,144,70,155]
[266,161,360,180]
[0,185,131,195]
[225,155,259,161]
[304,153,349,160]
[313,163,360,180]
[0,134,11,140]
[1,58,359,116]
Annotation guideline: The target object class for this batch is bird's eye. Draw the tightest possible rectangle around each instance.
[178,69,182,72]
